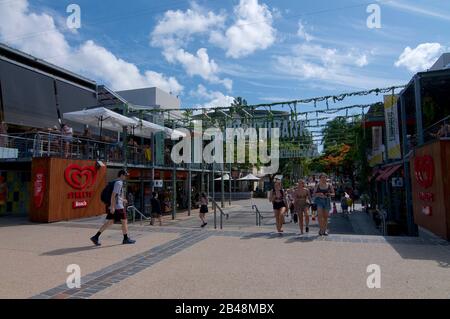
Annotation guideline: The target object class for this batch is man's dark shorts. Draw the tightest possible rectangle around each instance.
[106,207,127,222]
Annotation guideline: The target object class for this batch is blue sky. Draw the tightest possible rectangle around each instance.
[0,0,449,116]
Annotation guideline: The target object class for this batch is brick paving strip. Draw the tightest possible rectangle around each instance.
[31,222,449,299]
[31,230,212,299]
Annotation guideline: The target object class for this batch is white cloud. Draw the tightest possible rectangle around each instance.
[273,44,399,89]
[162,47,232,91]
[297,20,313,42]
[394,43,444,73]
[151,5,226,48]
[209,0,276,58]
[382,0,450,23]
[73,41,183,93]
[192,84,235,109]
[151,4,231,90]
[0,0,183,93]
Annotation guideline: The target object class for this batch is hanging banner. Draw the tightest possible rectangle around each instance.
[369,126,383,167]
[384,95,402,159]
[372,126,382,152]
[153,114,165,166]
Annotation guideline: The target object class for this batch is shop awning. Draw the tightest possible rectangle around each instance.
[370,168,381,180]
[383,164,402,180]
[376,167,391,182]
[376,164,402,181]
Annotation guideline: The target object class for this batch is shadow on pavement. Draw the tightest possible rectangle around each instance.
[0,216,33,227]
[240,232,298,240]
[284,235,321,243]
[387,242,450,268]
[41,244,122,256]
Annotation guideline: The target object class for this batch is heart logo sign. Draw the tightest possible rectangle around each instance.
[414,155,434,189]
[64,164,97,190]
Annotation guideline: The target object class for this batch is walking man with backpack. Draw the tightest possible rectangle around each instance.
[90,169,136,246]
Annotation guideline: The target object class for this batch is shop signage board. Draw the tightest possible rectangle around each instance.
[228,118,306,140]
[384,95,402,159]
[392,177,403,187]
[369,126,384,166]
[153,180,163,188]
[410,140,450,240]
[30,158,106,223]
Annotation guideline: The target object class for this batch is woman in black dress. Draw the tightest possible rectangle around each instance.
[150,192,162,226]
[199,193,209,228]
[269,180,287,233]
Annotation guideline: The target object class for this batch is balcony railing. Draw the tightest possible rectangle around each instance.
[424,115,450,143]
[0,132,152,166]
[0,132,229,172]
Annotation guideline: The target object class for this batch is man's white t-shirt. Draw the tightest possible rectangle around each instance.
[113,180,124,210]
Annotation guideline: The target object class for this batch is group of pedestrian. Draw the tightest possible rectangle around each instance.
[89,169,338,247]
[269,173,335,236]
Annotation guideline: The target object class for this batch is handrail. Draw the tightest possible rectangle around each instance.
[127,206,151,224]
[208,197,229,229]
[252,204,264,226]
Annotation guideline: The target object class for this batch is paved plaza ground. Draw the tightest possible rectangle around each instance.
[1,199,449,299]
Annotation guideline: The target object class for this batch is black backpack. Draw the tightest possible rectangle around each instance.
[101,181,116,205]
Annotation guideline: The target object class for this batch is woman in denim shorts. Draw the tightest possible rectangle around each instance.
[313,174,335,236]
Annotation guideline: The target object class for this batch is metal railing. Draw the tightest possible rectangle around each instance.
[209,197,229,230]
[252,204,264,226]
[424,115,450,143]
[127,206,151,225]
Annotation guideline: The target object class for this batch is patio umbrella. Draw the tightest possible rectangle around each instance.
[238,174,260,181]
[63,107,136,137]
[215,174,231,181]
[164,127,187,139]
[131,117,166,138]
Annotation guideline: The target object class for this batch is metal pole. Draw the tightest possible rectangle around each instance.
[201,166,204,193]
[151,133,155,192]
[206,171,210,199]
[220,200,223,229]
[213,198,217,230]
[221,168,225,208]
[172,165,176,221]
[188,163,192,216]
[400,94,418,236]
[229,163,232,206]
[414,75,424,146]
[172,122,177,220]
[123,126,128,170]
[212,163,215,206]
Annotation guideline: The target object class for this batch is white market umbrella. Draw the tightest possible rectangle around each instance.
[63,107,136,136]
[215,174,231,181]
[238,174,260,181]
[131,117,166,137]
[164,127,187,139]
[132,117,186,139]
